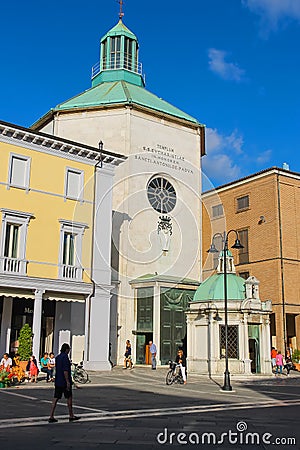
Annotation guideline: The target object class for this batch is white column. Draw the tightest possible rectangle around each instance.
[84,286,111,371]
[153,283,160,364]
[261,317,272,374]
[92,166,114,286]
[210,315,219,374]
[32,289,44,359]
[0,296,13,354]
[207,310,213,377]
[186,313,193,370]
[243,313,251,374]
[84,163,115,371]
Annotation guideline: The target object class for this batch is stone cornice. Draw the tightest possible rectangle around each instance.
[0,120,126,167]
[203,166,300,197]
[0,273,93,295]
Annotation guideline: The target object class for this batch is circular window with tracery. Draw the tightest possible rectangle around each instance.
[147,177,177,213]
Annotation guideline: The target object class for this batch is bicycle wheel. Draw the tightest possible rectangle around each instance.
[166,370,174,385]
[73,368,89,384]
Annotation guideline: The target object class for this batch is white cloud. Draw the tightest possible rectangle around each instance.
[208,48,245,82]
[206,128,244,154]
[242,0,300,29]
[203,128,274,186]
[203,128,244,184]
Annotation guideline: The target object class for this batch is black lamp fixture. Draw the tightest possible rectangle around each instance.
[97,140,104,168]
[207,230,244,391]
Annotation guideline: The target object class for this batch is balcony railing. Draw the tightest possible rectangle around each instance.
[0,257,27,275]
[92,55,143,79]
[59,264,83,281]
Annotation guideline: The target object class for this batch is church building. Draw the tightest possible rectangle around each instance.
[31,13,206,366]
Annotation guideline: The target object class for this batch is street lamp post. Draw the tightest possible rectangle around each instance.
[207,230,244,391]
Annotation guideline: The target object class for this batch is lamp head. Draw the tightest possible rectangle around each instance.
[207,243,219,253]
[213,311,222,321]
[231,238,244,249]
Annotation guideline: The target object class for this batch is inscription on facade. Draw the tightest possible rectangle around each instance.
[135,143,194,174]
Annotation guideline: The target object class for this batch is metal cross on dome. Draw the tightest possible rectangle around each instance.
[118,0,125,19]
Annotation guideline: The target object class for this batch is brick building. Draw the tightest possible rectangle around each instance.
[202,167,300,354]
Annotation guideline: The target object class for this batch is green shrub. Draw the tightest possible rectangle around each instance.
[292,349,300,363]
[18,324,33,361]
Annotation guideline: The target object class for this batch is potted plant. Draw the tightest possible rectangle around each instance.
[17,324,33,370]
[292,349,300,371]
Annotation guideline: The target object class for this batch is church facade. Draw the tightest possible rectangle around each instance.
[32,17,206,366]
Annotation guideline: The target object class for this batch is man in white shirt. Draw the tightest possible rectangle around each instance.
[0,353,12,370]
[149,341,157,370]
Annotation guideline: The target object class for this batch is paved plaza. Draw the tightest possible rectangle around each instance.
[0,367,300,449]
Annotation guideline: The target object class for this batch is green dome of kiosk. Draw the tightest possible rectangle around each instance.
[193,273,245,302]
[193,250,246,302]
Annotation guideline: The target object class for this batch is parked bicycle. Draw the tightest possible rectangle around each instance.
[166,360,184,385]
[71,361,89,384]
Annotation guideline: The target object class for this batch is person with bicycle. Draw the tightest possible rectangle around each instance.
[175,349,187,384]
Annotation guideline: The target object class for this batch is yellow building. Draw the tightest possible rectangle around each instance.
[202,167,300,354]
[0,120,125,367]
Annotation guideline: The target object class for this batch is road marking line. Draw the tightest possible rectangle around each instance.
[0,389,106,413]
[0,398,299,429]
[40,399,107,413]
[0,390,38,400]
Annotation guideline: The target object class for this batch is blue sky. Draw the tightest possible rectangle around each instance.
[0,0,299,188]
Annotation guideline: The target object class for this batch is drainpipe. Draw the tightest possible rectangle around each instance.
[85,141,103,362]
[277,172,287,352]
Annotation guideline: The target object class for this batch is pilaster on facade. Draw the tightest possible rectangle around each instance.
[32,289,45,359]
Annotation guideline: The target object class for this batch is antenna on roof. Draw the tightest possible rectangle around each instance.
[118,0,125,20]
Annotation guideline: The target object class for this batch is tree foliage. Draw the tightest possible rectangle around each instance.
[18,324,33,361]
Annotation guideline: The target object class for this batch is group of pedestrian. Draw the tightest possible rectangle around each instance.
[271,347,293,376]
[0,351,56,383]
[122,339,187,384]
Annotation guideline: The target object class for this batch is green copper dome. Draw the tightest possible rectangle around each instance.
[50,80,199,123]
[31,19,202,129]
[101,20,137,41]
[193,274,245,302]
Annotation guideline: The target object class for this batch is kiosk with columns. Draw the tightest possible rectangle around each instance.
[187,252,272,375]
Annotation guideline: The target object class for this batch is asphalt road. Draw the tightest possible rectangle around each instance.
[0,367,299,450]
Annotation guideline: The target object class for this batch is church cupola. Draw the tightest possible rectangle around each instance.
[91,8,144,88]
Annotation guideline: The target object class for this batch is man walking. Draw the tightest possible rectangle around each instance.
[48,343,80,423]
[149,341,157,370]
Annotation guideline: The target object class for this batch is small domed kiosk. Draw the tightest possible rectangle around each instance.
[186,252,272,375]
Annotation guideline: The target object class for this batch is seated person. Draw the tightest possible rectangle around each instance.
[26,355,39,383]
[49,352,55,378]
[40,352,54,382]
[0,353,12,371]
